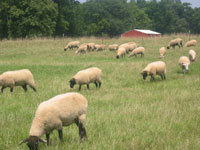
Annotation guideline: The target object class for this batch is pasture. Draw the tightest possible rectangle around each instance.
[0,35,200,150]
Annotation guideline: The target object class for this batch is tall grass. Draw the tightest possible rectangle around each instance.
[0,35,200,150]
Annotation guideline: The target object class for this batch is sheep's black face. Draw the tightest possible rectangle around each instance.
[69,79,76,88]
[142,72,148,80]
[167,46,170,49]
[116,55,119,59]
[27,141,39,150]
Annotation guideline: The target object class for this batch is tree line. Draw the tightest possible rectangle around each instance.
[0,0,199,39]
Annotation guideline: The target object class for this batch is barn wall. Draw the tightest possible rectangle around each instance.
[121,30,161,38]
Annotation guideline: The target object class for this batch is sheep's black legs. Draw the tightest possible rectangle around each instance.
[58,130,63,141]
[98,81,102,88]
[22,84,27,92]
[10,87,13,92]
[75,119,87,141]
[87,84,90,90]
[1,87,5,93]
[94,81,98,88]
[29,85,36,92]
[79,85,82,91]
[46,133,50,146]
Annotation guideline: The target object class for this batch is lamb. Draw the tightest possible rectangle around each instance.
[189,49,196,62]
[75,44,89,54]
[94,44,105,51]
[141,61,166,81]
[159,47,166,58]
[185,40,197,47]
[0,69,36,93]
[116,46,126,59]
[167,38,183,49]
[178,56,190,74]
[20,92,88,150]
[109,44,118,51]
[64,41,80,51]
[129,47,145,57]
[69,67,102,91]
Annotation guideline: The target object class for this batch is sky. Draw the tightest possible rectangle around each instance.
[78,0,200,8]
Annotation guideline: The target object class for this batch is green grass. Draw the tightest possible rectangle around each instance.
[0,35,200,150]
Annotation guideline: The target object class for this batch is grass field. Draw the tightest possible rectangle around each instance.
[0,35,200,150]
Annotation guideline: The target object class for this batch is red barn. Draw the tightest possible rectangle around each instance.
[121,29,161,38]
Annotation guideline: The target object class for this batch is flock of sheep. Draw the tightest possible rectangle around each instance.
[0,37,197,150]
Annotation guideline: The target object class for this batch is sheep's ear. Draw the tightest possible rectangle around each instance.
[19,138,29,145]
[39,138,47,143]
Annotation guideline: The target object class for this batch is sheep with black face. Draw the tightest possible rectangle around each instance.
[69,67,102,91]
[20,92,88,150]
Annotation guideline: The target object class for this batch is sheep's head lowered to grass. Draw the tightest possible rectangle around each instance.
[20,136,46,150]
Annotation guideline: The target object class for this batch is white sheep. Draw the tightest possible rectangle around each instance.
[87,43,96,51]
[75,44,89,54]
[69,67,102,91]
[20,92,88,149]
[179,56,190,74]
[64,41,80,51]
[185,40,197,47]
[94,44,105,51]
[141,61,166,81]
[167,38,183,49]
[159,47,166,58]
[0,69,36,93]
[109,44,118,51]
[129,47,145,57]
[126,42,137,53]
[116,46,126,59]
[189,49,196,62]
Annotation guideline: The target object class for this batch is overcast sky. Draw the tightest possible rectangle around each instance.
[78,0,200,8]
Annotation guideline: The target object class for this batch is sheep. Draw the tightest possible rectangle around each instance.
[116,46,126,59]
[141,61,166,81]
[109,44,118,51]
[75,44,89,54]
[185,40,197,47]
[125,43,137,53]
[64,41,80,51]
[159,47,166,58]
[20,92,88,150]
[178,56,190,74]
[87,43,96,51]
[94,44,105,51]
[69,67,102,91]
[167,38,183,49]
[0,69,36,93]
[189,49,196,62]
[129,47,145,57]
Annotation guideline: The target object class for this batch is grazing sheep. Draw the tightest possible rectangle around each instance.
[129,47,145,57]
[159,47,166,58]
[141,61,166,81]
[167,38,183,49]
[178,56,190,74]
[189,49,196,62]
[94,44,105,51]
[109,44,118,51]
[69,67,102,91]
[126,43,137,53]
[185,40,197,47]
[75,44,89,54]
[116,46,126,59]
[64,41,80,51]
[0,69,36,93]
[20,92,88,150]
[87,43,96,51]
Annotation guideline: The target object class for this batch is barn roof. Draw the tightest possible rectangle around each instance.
[134,29,161,35]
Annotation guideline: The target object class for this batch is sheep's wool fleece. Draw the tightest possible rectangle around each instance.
[179,56,190,65]
[29,92,88,137]
[143,61,166,75]
[0,69,34,86]
[74,67,101,84]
